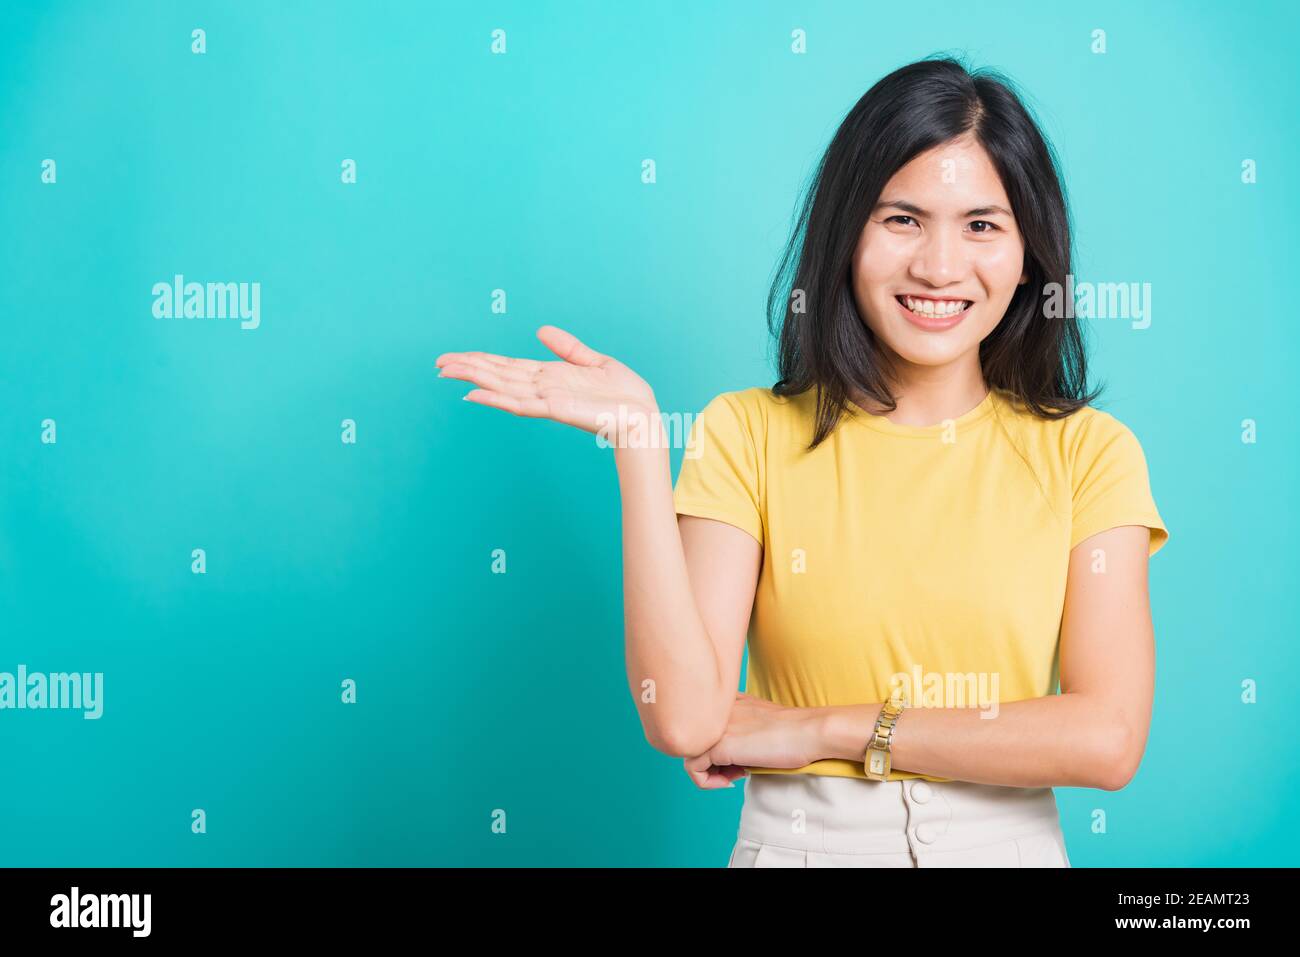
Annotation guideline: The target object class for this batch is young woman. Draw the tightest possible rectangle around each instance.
[436,56,1169,868]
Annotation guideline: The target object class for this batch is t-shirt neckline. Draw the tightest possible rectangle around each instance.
[845,388,999,437]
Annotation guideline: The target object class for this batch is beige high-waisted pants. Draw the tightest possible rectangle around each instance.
[727,772,1071,868]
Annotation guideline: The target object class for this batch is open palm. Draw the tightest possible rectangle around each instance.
[436,325,657,435]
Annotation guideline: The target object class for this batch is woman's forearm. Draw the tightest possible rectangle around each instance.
[615,436,730,758]
[816,693,1133,790]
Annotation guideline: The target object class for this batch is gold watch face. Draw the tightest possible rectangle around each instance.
[868,750,886,775]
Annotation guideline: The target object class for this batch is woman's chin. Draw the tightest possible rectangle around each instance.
[879,336,975,369]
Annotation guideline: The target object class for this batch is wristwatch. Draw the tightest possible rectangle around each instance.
[863,688,907,781]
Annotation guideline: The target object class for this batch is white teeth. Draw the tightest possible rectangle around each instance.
[902,296,970,317]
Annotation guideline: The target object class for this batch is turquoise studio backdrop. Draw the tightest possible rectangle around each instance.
[1,0,1296,867]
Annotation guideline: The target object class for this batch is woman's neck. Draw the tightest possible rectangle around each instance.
[852,364,990,428]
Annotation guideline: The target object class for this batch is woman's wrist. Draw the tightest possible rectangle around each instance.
[612,415,670,477]
[815,703,887,762]
[605,401,668,458]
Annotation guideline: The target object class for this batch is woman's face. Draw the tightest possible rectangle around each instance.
[851,134,1028,379]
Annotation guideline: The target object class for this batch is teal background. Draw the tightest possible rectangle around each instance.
[1,0,1296,866]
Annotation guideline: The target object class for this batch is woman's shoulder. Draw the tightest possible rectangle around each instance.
[993,389,1151,462]
[698,385,800,409]
[692,385,809,429]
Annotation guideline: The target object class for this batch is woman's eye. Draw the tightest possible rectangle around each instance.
[969,220,999,233]
[886,215,917,227]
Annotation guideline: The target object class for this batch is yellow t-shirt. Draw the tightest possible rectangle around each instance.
[672,385,1169,782]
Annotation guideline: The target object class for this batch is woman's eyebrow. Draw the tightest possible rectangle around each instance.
[874,200,1014,217]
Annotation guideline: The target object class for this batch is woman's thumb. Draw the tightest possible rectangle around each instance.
[537,325,605,367]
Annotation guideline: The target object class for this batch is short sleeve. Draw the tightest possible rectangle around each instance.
[672,391,764,546]
[1070,411,1169,557]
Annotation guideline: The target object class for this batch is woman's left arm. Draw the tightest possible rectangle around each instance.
[686,524,1157,791]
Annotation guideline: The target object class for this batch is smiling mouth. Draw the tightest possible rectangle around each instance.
[895,295,974,320]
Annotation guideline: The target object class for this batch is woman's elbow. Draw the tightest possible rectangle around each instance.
[642,711,727,759]
[1092,721,1145,791]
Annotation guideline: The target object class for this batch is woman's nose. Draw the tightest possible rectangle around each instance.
[909,229,966,285]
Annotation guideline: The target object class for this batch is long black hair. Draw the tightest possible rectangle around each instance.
[767,54,1099,449]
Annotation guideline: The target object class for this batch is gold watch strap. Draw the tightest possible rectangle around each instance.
[864,690,907,781]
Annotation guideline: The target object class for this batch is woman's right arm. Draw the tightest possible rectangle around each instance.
[436,325,760,757]
[617,440,761,755]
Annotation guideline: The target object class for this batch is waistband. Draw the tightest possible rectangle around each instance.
[736,772,1063,855]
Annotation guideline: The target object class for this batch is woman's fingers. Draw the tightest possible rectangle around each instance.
[683,752,712,788]
[437,329,604,373]
[696,766,743,789]
[437,331,637,433]
[443,362,608,431]
[683,753,742,789]
[439,360,538,398]
[536,325,606,368]
[436,351,543,375]
[439,355,537,387]
[683,762,722,789]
